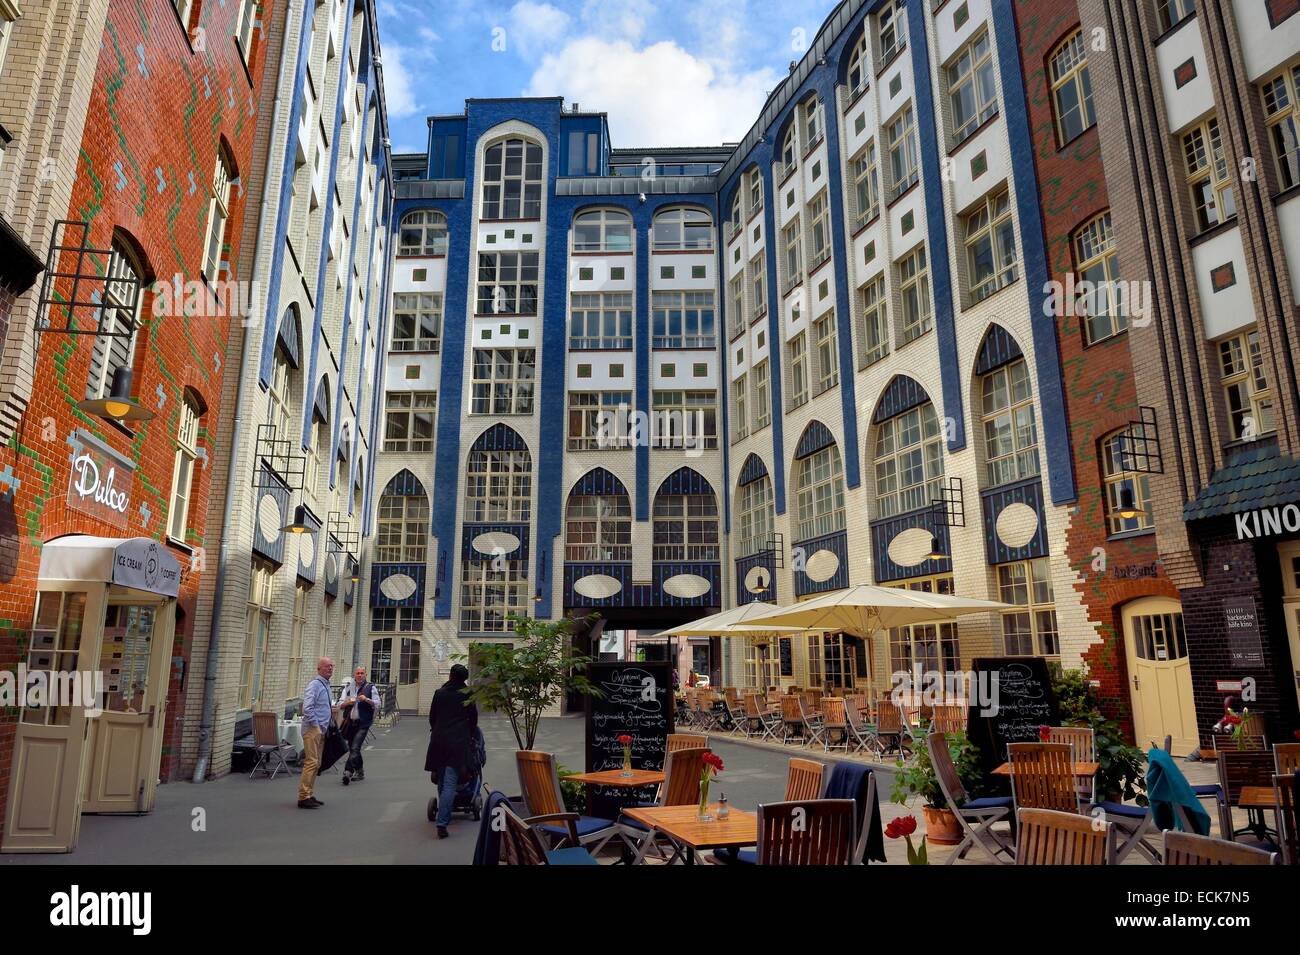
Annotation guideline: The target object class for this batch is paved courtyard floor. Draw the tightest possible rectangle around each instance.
[2,713,1236,865]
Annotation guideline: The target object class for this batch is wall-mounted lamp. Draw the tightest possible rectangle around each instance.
[924,534,946,562]
[1116,486,1143,521]
[77,367,154,424]
[280,503,314,535]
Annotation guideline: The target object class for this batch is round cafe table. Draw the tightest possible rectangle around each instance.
[278,719,305,757]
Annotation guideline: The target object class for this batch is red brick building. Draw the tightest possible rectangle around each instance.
[0,0,269,851]
[1011,0,1180,745]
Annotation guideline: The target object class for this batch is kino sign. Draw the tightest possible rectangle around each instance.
[1234,503,1300,540]
[66,431,134,529]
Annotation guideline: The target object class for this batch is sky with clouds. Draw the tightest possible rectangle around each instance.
[376,0,842,154]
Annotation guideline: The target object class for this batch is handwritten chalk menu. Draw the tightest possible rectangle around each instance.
[966,657,1059,775]
[1224,596,1265,668]
[585,662,673,819]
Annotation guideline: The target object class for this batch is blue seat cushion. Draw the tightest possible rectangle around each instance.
[539,815,614,838]
[617,814,651,833]
[1094,800,1148,820]
[545,847,599,866]
[1192,783,1223,799]
[963,796,1013,810]
[710,847,757,865]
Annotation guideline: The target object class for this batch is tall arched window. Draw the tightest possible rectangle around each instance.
[652,206,713,251]
[794,443,846,541]
[203,145,235,279]
[167,390,204,542]
[1049,29,1096,146]
[1101,427,1153,535]
[481,137,543,220]
[572,208,632,253]
[87,237,145,401]
[464,438,532,523]
[779,124,798,178]
[980,357,1039,487]
[1073,212,1125,344]
[376,472,430,563]
[874,400,943,518]
[653,472,719,561]
[729,193,742,233]
[398,210,447,255]
[737,472,775,558]
[846,31,869,99]
[566,483,632,562]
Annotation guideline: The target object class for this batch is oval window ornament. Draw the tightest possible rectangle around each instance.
[379,572,418,601]
[573,574,623,599]
[662,574,711,599]
[887,527,934,568]
[472,531,521,556]
[804,549,840,583]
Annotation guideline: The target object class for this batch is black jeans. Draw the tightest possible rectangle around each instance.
[345,722,370,774]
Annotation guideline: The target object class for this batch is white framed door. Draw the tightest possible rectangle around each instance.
[1275,541,1300,715]
[1121,597,1198,753]
[2,584,105,852]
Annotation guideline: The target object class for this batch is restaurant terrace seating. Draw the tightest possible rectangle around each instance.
[755,799,856,865]
[1016,808,1113,865]
[497,800,599,866]
[1008,742,1080,815]
[929,730,1015,864]
[742,693,781,741]
[1162,829,1278,865]
[618,747,707,864]
[1215,749,1276,843]
[516,750,621,854]
[248,711,296,781]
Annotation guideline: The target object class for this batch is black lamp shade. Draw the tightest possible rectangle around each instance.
[280,503,314,535]
[77,367,155,423]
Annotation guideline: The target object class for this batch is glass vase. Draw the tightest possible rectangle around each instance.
[621,747,632,777]
[698,775,712,821]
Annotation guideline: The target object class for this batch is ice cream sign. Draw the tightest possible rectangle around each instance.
[66,430,134,529]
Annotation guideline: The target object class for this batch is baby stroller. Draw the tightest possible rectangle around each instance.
[427,725,486,822]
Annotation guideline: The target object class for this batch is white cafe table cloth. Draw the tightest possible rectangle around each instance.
[278,719,305,756]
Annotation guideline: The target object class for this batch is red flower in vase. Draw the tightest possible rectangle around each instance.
[885,815,918,839]
[617,734,633,746]
[1222,714,1242,727]
[702,752,725,774]
[1038,725,1052,742]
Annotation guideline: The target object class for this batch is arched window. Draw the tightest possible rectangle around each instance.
[481,137,543,220]
[779,123,798,178]
[729,193,742,232]
[398,210,447,256]
[737,473,774,558]
[746,167,763,218]
[203,145,235,279]
[873,400,943,519]
[87,237,145,401]
[846,31,869,99]
[801,96,823,152]
[652,206,713,251]
[652,474,719,561]
[566,486,632,561]
[1049,29,1095,146]
[572,208,632,253]
[1101,427,1152,535]
[464,443,532,523]
[268,346,296,447]
[376,472,429,563]
[794,443,846,541]
[1073,212,1125,344]
[980,357,1040,487]
[167,390,204,542]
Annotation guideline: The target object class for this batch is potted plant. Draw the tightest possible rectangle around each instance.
[1049,665,1147,804]
[890,729,983,845]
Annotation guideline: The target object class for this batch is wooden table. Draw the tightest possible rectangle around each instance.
[1237,786,1277,809]
[991,761,1099,777]
[621,803,759,864]
[563,769,665,788]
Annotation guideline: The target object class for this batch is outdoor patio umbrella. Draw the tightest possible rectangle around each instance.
[657,602,808,638]
[741,584,1010,638]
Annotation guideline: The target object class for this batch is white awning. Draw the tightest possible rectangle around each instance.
[38,536,181,598]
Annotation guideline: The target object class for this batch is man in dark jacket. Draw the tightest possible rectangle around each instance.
[425,664,478,838]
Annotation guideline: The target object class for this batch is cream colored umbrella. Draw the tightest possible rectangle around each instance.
[742,584,1010,638]
[657,601,808,638]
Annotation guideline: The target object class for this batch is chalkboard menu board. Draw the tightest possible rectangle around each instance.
[779,637,794,677]
[966,657,1059,776]
[585,662,673,819]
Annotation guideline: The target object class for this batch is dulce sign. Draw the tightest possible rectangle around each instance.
[66,431,134,529]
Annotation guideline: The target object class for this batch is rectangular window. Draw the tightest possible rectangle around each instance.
[470,348,536,414]
[652,290,716,348]
[964,188,1018,302]
[287,583,307,699]
[787,333,808,409]
[1074,213,1126,344]
[1050,30,1096,145]
[885,575,961,680]
[813,310,839,394]
[897,245,932,343]
[652,390,718,449]
[878,0,907,63]
[1156,0,1195,33]
[728,273,746,339]
[752,359,771,431]
[748,167,764,217]
[569,292,633,349]
[371,607,423,632]
[476,251,539,315]
[240,561,275,710]
[235,0,258,61]
[749,255,767,321]
[383,391,437,452]
[391,292,442,352]
[782,217,803,293]
[1183,118,1236,232]
[857,275,889,366]
[1261,63,1300,191]
[807,190,831,271]
[377,491,430,563]
[203,152,233,280]
[851,141,880,230]
[998,559,1059,657]
[732,375,748,441]
[886,105,920,200]
[87,242,142,402]
[947,31,998,146]
[460,560,529,633]
[802,98,823,152]
[981,359,1040,486]
[167,397,200,542]
[1219,329,1276,440]
[567,390,632,450]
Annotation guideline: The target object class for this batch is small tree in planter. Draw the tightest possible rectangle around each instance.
[462,613,601,750]
[890,730,985,845]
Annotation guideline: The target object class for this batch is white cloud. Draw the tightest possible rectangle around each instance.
[507,1,571,58]
[577,0,654,43]
[524,36,779,145]
[381,44,421,118]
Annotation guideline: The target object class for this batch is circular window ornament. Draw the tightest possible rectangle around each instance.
[257,494,283,542]
[379,572,417,601]
[996,502,1040,549]
[804,549,840,583]
[472,531,521,556]
[887,527,934,568]
[744,565,772,595]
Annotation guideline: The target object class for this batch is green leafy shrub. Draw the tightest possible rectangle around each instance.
[1050,664,1147,805]
[891,730,986,809]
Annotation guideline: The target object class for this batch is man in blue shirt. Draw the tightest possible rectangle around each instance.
[298,657,337,809]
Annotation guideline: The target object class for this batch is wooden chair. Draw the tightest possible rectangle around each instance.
[930,702,967,734]
[498,801,599,866]
[742,693,781,741]
[1045,725,1097,802]
[516,750,620,854]
[1274,742,1300,776]
[723,687,741,710]
[619,747,708,864]
[1215,749,1276,842]
[843,699,876,756]
[1008,742,1080,815]
[1275,773,1298,866]
[1162,829,1278,865]
[780,695,807,745]
[929,730,1014,864]
[249,711,296,780]
[797,696,826,748]
[784,757,826,800]
[755,799,856,865]
[667,733,708,753]
[818,698,850,752]
[1016,808,1113,865]
[873,699,910,760]
[690,694,719,731]
[1212,732,1268,754]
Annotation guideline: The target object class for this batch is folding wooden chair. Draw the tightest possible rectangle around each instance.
[667,732,708,752]
[873,699,910,760]
[1008,742,1081,815]
[1016,808,1113,865]
[930,730,1014,864]
[516,750,621,854]
[742,693,781,741]
[1275,773,1298,866]
[780,695,807,745]
[1274,743,1300,776]
[844,699,877,755]
[756,799,856,865]
[819,697,850,753]
[249,711,296,780]
[1162,829,1278,865]
[784,757,826,800]
[497,800,599,866]
[1045,725,1097,802]
[1215,749,1276,842]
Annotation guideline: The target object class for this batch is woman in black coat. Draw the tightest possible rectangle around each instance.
[425,664,478,837]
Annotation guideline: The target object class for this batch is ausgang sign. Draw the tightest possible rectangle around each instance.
[66,430,134,529]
